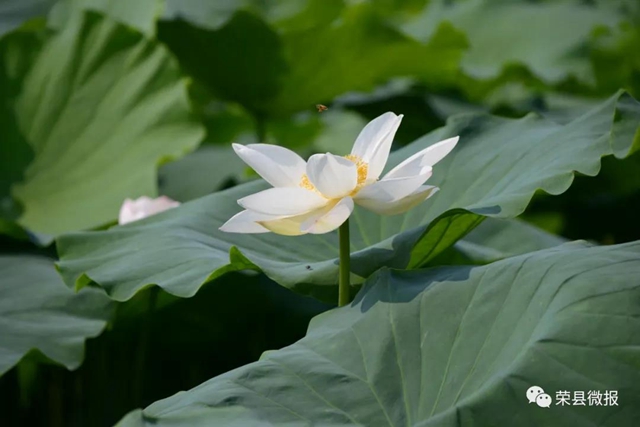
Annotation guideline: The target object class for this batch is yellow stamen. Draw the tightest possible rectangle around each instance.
[344,154,369,187]
[298,155,370,194]
[299,174,316,191]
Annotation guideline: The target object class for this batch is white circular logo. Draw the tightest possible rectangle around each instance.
[536,393,552,408]
[526,385,545,404]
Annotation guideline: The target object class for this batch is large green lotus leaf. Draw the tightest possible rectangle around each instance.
[0,24,41,225]
[401,0,622,83]
[4,12,204,237]
[0,255,113,376]
[270,3,467,117]
[157,2,466,117]
[48,0,161,35]
[439,217,569,265]
[157,0,344,115]
[55,91,640,302]
[157,11,287,117]
[269,4,465,117]
[117,241,640,427]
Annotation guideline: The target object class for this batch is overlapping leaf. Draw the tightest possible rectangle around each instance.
[400,0,623,84]
[157,1,466,117]
[158,145,246,202]
[117,241,640,426]
[161,0,343,31]
[55,91,640,302]
[157,10,286,116]
[48,0,161,35]
[0,255,112,376]
[0,24,41,231]
[443,218,569,265]
[1,12,204,238]
[0,0,54,37]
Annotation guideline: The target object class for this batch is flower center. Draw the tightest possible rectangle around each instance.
[299,174,316,191]
[298,155,369,194]
[344,154,368,187]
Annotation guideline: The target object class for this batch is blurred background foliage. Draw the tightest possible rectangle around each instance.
[0,0,638,425]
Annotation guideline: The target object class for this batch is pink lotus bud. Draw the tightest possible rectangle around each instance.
[118,196,180,225]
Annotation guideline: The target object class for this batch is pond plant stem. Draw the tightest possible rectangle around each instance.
[338,220,351,307]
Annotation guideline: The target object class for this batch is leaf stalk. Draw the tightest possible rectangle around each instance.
[338,220,351,306]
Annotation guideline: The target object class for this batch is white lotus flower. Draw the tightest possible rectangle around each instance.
[118,196,180,225]
[220,112,458,236]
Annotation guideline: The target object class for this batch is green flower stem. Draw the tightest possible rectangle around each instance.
[338,220,351,307]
